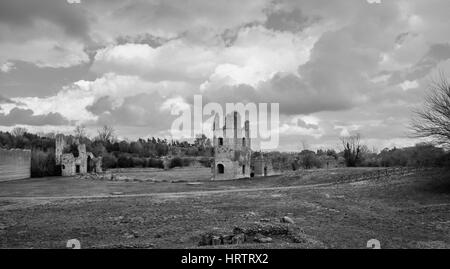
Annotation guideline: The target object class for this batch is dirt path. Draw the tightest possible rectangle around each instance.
[0,181,336,202]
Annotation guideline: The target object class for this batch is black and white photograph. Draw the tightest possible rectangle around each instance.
[0,0,449,255]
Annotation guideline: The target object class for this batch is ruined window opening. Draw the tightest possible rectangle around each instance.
[242,165,246,174]
[76,165,80,174]
[87,156,93,173]
[264,166,267,177]
[217,164,224,174]
[62,165,65,170]
[242,138,246,147]
[218,137,223,146]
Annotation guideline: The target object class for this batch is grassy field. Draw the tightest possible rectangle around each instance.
[0,167,449,249]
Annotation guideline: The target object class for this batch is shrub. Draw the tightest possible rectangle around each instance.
[102,153,117,169]
[169,157,183,168]
[181,157,192,167]
[148,158,164,168]
[199,157,213,167]
[31,150,59,177]
[117,155,133,168]
[132,157,144,167]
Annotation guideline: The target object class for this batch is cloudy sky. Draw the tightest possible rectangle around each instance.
[1,0,450,151]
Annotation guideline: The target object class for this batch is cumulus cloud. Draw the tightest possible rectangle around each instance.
[87,93,176,132]
[92,25,317,87]
[0,108,69,126]
[0,0,90,67]
[7,73,190,127]
[0,62,15,73]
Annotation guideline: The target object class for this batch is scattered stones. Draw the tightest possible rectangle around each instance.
[111,216,124,222]
[171,179,188,183]
[198,233,246,246]
[242,211,258,218]
[94,243,155,249]
[259,218,271,222]
[197,221,316,247]
[130,216,145,224]
[211,236,222,245]
[234,223,290,236]
[254,234,272,243]
[281,216,295,224]
[221,234,234,244]
[111,192,124,195]
[123,231,139,239]
[231,233,245,245]
[186,182,203,185]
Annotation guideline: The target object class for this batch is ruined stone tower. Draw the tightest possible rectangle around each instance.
[55,134,66,165]
[212,111,251,180]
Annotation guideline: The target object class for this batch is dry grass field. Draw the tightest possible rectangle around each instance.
[0,167,449,249]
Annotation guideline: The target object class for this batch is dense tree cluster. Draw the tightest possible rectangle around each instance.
[0,127,214,175]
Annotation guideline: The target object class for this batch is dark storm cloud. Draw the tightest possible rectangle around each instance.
[0,0,90,40]
[0,108,70,126]
[86,96,115,115]
[0,60,95,98]
[116,33,176,48]
[395,32,412,45]
[387,43,450,85]
[87,93,175,131]
[0,95,15,104]
[264,7,320,32]
[199,73,353,115]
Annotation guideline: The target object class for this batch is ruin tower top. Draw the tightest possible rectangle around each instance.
[213,111,250,140]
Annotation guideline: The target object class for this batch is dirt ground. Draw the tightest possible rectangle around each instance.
[0,167,449,249]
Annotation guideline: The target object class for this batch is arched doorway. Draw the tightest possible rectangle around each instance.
[87,156,93,173]
[217,164,224,174]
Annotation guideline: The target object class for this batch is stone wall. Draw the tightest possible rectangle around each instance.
[0,148,31,181]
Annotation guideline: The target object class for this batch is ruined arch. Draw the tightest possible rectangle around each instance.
[217,163,224,174]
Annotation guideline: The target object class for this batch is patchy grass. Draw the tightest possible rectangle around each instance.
[0,168,449,249]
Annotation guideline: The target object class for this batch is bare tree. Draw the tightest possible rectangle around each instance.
[74,125,87,140]
[97,125,115,143]
[11,127,28,137]
[341,133,362,167]
[300,139,309,151]
[411,75,450,147]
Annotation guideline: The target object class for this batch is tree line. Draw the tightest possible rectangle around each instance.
[0,126,214,177]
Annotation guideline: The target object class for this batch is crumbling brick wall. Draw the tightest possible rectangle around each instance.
[0,148,31,181]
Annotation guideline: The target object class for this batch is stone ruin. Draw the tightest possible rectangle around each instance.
[55,134,102,176]
[212,112,252,180]
[211,111,280,180]
[251,152,278,177]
